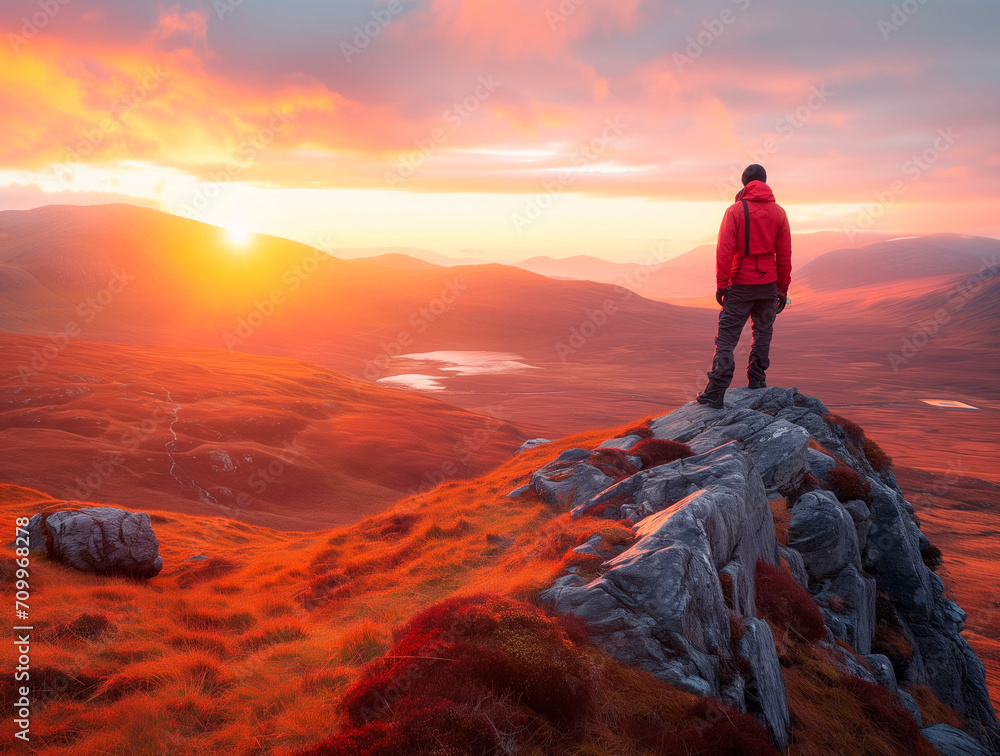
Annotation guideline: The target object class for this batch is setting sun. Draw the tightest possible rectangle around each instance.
[226,225,251,246]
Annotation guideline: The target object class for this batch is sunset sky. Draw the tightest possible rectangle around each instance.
[1,0,997,261]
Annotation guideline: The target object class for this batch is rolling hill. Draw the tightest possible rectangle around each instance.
[0,331,526,529]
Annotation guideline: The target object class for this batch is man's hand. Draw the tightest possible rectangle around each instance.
[776,295,788,314]
[716,288,728,307]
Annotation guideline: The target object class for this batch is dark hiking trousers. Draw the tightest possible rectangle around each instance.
[700,282,780,404]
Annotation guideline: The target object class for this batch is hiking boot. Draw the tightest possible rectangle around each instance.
[748,382,767,389]
[696,395,725,410]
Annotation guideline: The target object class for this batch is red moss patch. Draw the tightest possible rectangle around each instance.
[298,595,594,755]
[622,423,655,439]
[629,438,695,470]
[863,437,894,472]
[755,558,826,645]
[828,462,872,505]
[824,413,865,448]
[588,448,639,481]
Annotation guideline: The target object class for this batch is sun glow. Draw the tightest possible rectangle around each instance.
[226,225,251,246]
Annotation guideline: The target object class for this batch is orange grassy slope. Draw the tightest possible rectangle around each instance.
[0,411,973,755]
[0,420,631,754]
[0,331,525,530]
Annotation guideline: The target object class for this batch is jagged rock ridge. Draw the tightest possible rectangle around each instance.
[518,387,999,755]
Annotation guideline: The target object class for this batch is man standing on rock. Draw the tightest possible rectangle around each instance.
[697,164,792,409]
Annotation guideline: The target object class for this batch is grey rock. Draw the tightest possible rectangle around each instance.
[515,438,552,455]
[25,507,162,579]
[841,498,873,548]
[597,435,641,451]
[543,448,787,745]
[908,611,1000,752]
[535,387,1000,753]
[530,459,613,509]
[864,477,934,619]
[575,442,752,522]
[806,448,837,483]
[813,565,877,654]
[788,491,861,579]
[741,419,810,492]
[739,617,791,751]
[555,448,593,462]
[506,483,531,499]
[778,544,810,589]
[899,689,923,727]
[864,653,898,692]
[828,641,878,683]
[922,724,992,756]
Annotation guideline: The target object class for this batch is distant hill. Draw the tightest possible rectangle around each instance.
[353,253,442,270]
[514,254,651,282]
[508,232,897,302]
[797,234,1000,291]
[334,246,486,266]
[0,331,526,529]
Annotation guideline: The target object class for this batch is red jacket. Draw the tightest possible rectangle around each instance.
[716,180,792,296]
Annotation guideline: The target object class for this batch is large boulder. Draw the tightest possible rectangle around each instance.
[922,724,993,756]
[528,387,999,753]
[529,449,614,508]
[542,448,789,749]
[788,491,861,579]
[24,507,163,579]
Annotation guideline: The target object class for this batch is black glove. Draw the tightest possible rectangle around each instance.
[776,295,788,314]
[715,288,728,307]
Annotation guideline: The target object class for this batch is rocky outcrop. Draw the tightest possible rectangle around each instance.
[23,506,163,579]
[529,387,1000,754]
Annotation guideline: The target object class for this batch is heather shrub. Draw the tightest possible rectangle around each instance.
[824,413,865,447]
[828,462,872,505]
[921,542,944,571]
[301,595,596,755]
[770,497,791,545]
[841,676,927,751]
[588,448,639,480]
[622,423,654,439]
[629,438,695,470]
[755,558,826,645]
[863,437,893,472]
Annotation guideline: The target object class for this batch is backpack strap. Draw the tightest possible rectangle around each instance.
[741,199,751,257]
